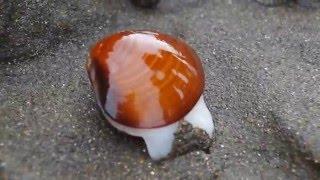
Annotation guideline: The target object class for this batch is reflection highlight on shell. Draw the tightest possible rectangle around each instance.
[86,30,214,160]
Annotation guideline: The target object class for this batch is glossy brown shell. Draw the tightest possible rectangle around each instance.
[87,30,204,129]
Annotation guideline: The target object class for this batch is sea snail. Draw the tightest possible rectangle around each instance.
[86,30,214,160]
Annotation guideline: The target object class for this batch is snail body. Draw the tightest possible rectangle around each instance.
[87,30,214,160]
